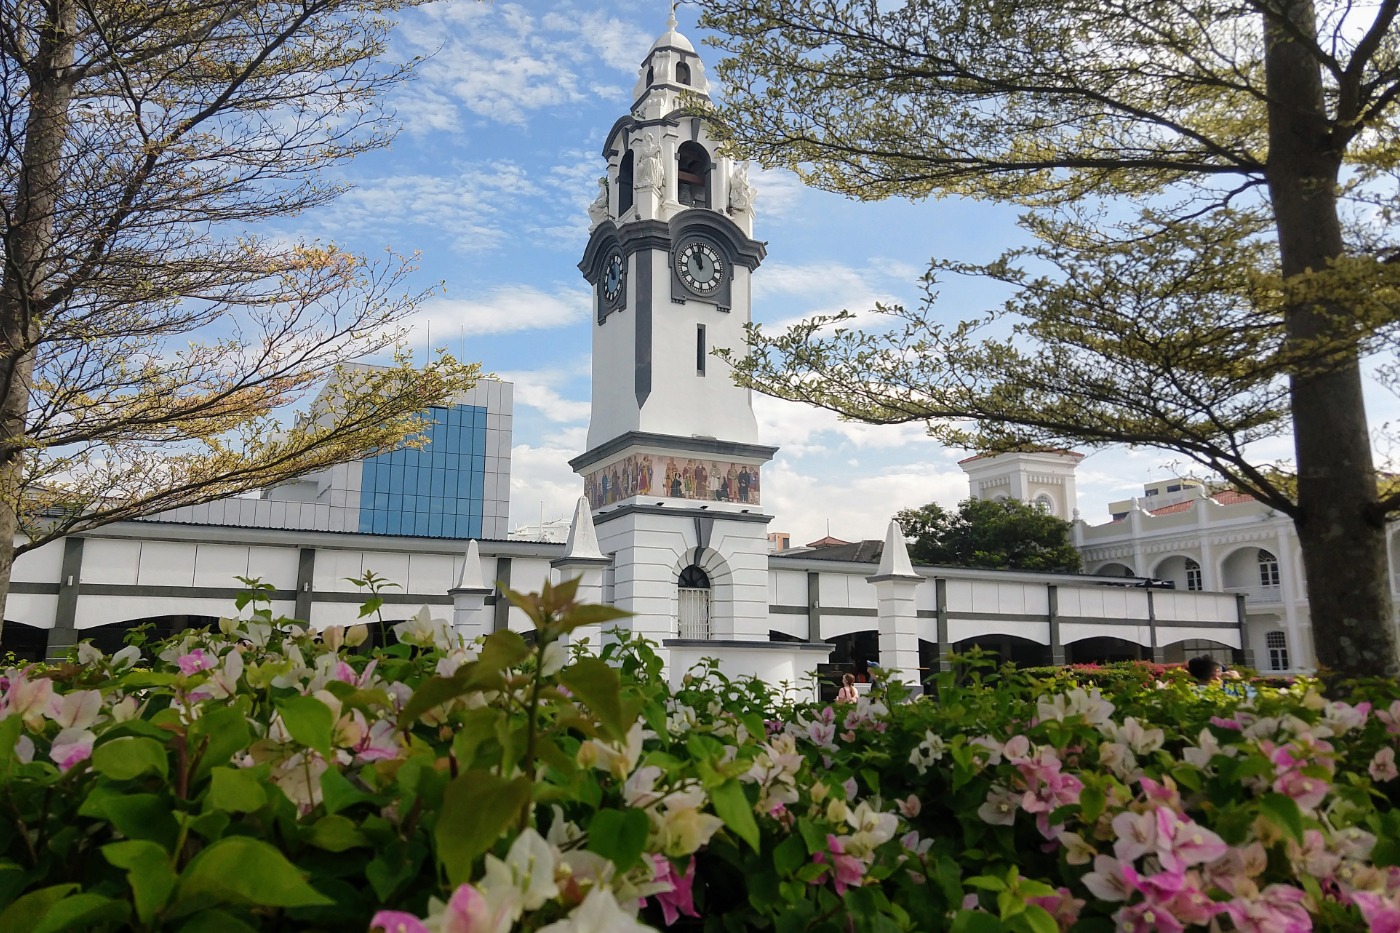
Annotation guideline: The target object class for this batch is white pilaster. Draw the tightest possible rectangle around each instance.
[449,539,494,642]
[868,521,924,693]
[553,498,613,653]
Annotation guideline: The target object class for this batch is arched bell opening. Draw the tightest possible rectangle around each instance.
[676,141,710,208]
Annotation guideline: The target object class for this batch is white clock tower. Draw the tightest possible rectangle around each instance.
[570,13,779,663]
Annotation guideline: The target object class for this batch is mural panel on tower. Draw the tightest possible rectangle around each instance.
[584,455,760,509]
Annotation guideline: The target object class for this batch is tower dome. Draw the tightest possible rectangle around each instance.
[650,10,695,54]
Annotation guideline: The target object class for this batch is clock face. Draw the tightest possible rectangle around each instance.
[676,241,725,294]
[602,251,625,302]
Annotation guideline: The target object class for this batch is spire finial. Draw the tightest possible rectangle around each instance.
[667,1,678,30]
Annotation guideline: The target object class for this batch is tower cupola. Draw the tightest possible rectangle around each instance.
[632,10,711,121]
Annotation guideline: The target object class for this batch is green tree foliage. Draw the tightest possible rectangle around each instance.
[897,498,1083,572]
[701,0,1400,678]
[0,0,476,622]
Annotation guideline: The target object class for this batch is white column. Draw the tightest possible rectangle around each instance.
[449,539,494,643]
[553,498,613,653]
[868,521,924,695]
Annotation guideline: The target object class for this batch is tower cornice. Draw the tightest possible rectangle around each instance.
[570,431,778,473]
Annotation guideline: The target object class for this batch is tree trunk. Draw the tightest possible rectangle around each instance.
[1264,0,1398,679]
[0,0,77,639]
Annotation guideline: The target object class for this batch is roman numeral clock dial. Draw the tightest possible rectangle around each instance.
[676,242,725,294]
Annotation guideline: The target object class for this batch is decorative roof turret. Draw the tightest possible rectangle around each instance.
[631,10,711,114]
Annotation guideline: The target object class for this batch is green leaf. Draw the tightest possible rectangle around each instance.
[307,815,369,852]
[710,780,760,853]
[950,908,1004,933]
[320,766,373,816]
[0,885,80,932]
[92,736,169,781]
[80,791,179,849]
[586,808,649,873]
[554,603,631,634]
[189,706,252,783]
[396,634,528,728]
[560,658,627,741]
[1013,905,1060,933]
[103,840,177,925]
[966,874,1008,892]
[274,696,334,759]
[175,837,332,910]
[773,833,807,876]
[436,770,533,885]
[478,628,532,672]
[207,767,268,813]
[1078,783,1105,825]
[1257,793,1305,843]
[177,909,261,933]
[31,892,129,933]
[451,707,505,771]
[0,715,23,777]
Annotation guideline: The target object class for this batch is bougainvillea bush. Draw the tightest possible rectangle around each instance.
[0,580,1398,933]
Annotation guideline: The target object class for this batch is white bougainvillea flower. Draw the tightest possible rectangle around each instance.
[844,801,899,856]
[393,606,455,650]
[535,886,657,933]
[481,828,559,914]
[539,641,566,677]
[1036,687,1115,726]
[47,689,102,730]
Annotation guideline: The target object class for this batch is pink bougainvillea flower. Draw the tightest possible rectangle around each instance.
[49,727,95,772]
[441,882,514,933]
[1081,855,1132,902]
[355,719,401,763]
[811,834,866,895]
[1273,768,1330,811]
[369,912,431,933]
[1370,747,1399,783]
[1209,715,1243,731]
[1221,882,1311,933]
[1027,887,1085,931]
[650,854,699,926]
[1353,890,1400,933]
[177,648,216,676]
[2,667,54,730]
[1110,810,1157,863]
[977,786,1018,826]
[1155,808,1228,873]
[1377,700,1400,736]
[1112,899,1184,933]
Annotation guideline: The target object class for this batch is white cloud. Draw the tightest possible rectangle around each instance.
[322,164,539,253]
[748,166,807,219]
[394,4,652,130]
[496,361,593,424]
[754,395,943,456]
[412,285,589,342]
[508,441,588,530]
[763,459,967,547]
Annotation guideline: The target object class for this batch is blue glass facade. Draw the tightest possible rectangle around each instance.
[358,403,489,537]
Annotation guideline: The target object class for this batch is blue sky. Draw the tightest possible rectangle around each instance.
[286,0,1344,544]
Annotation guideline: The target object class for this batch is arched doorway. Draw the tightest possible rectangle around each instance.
[951,634,1050,668]
[1065,636,1143,664]
[0,621,48,663]
[81,614,221,657]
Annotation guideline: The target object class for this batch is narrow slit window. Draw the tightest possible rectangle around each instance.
[696,324,706,375]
